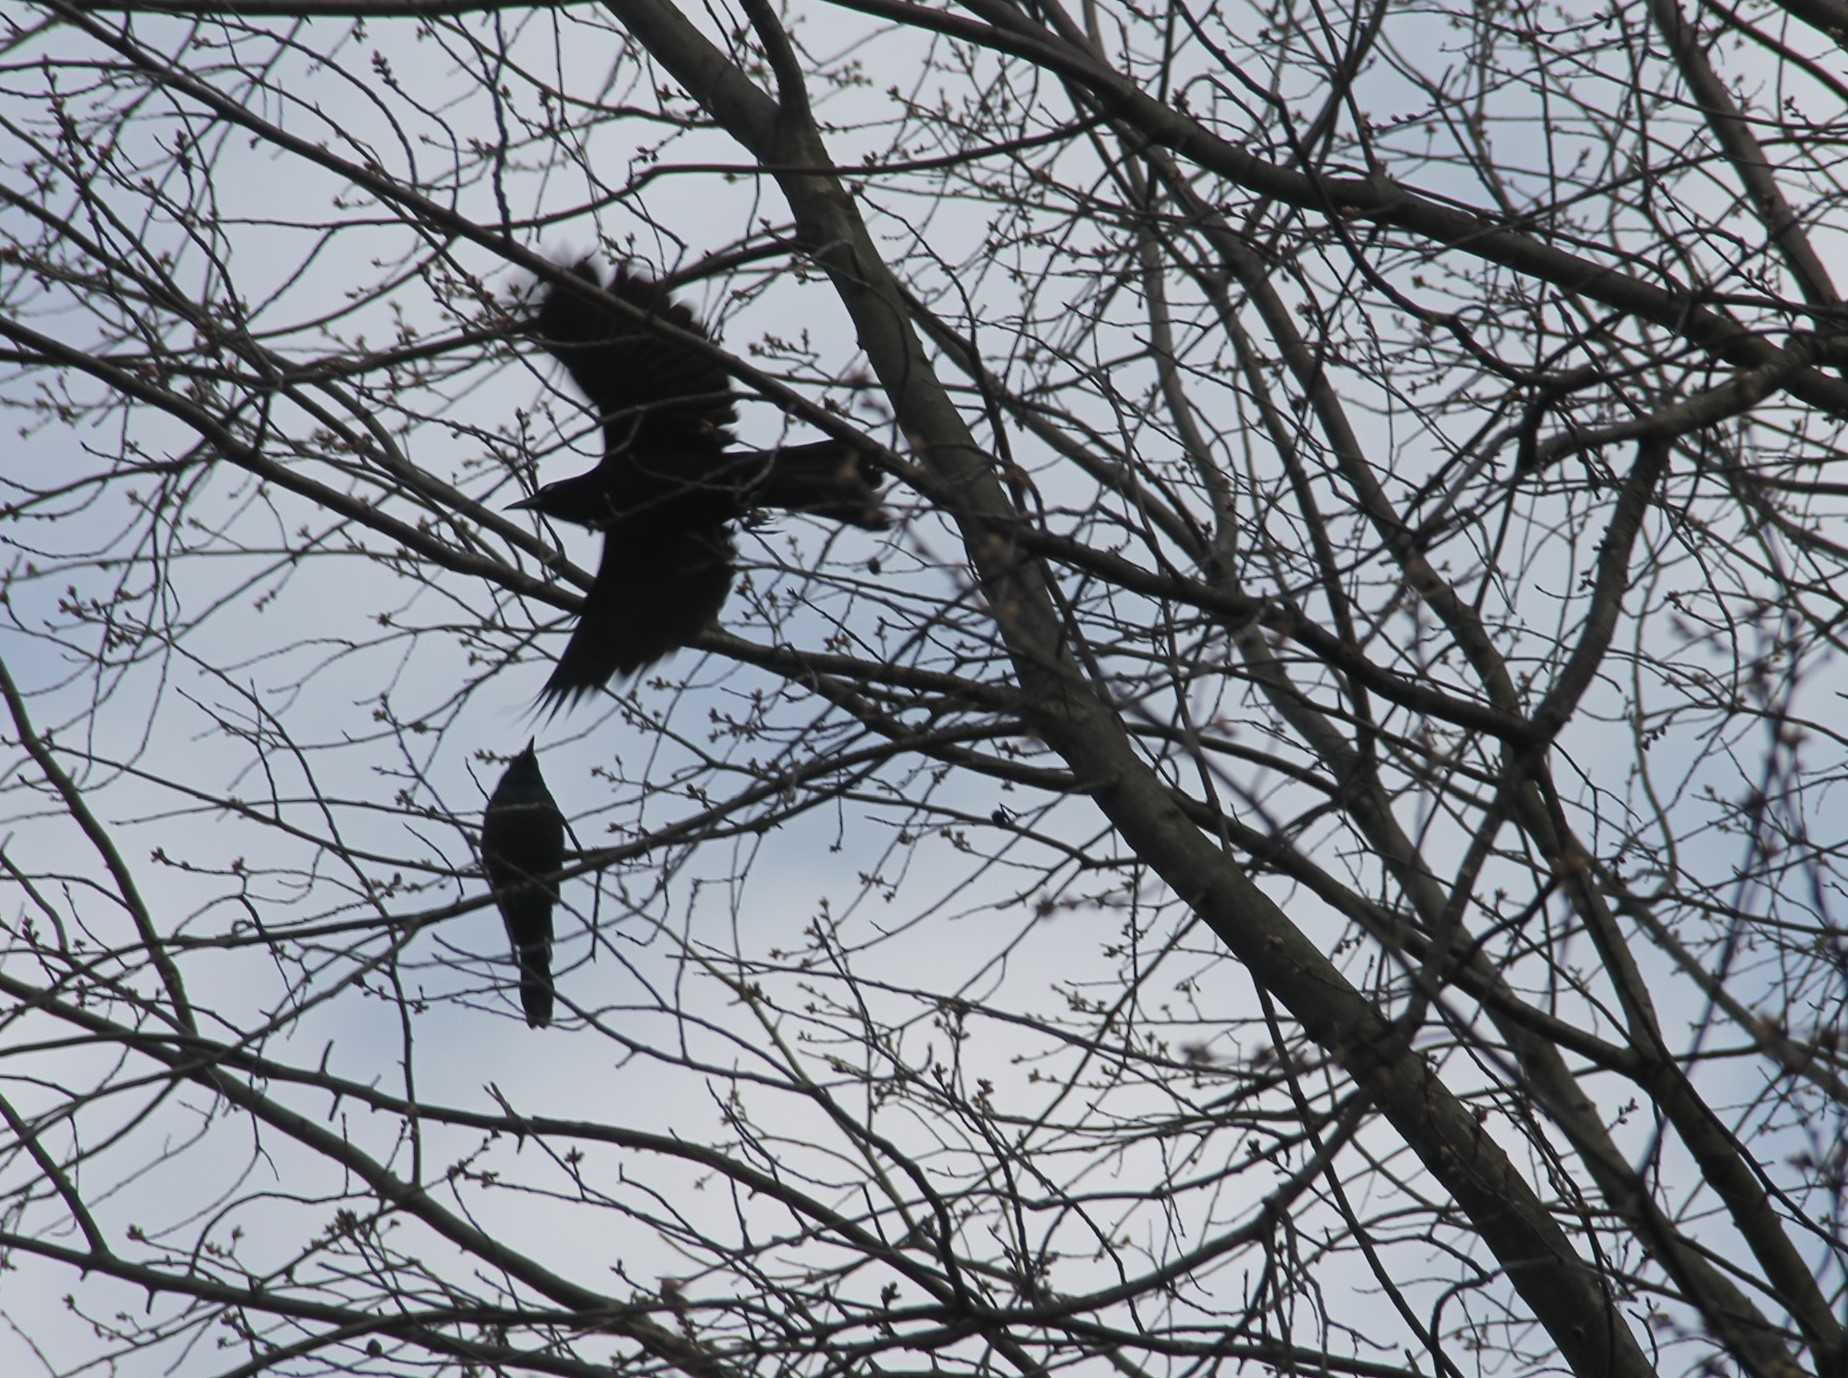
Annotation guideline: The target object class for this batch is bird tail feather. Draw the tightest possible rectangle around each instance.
[515,937,554,1028]
[755,439,889,530]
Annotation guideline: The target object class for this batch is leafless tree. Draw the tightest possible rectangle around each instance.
[1,2,1844,1377]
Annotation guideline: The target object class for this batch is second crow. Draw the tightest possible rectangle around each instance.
[481,740,565,1027]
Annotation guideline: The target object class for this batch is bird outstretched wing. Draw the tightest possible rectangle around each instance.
[529,259,737,488]
[535,525,736,714]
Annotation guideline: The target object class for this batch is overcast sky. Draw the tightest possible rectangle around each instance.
[2,2,1843,1374]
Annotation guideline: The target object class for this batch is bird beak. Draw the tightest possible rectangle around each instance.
[507,493,541,513]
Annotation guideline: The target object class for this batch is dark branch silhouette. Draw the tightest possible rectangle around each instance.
[480,740,565,1027]
[518,259,888,711]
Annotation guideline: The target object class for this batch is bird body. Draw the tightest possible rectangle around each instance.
[480,741,565,1027]
[512,438,884,533]
[520,258,887,711]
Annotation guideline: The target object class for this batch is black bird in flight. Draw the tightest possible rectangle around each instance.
[517,258,888,712]
[480,740,566,1027]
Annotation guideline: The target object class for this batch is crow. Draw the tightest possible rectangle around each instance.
[517,258,888,711]
[480,740,565,1027]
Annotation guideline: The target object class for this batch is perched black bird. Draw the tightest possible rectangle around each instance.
[480,740,565,1027]
[518,258,888,711]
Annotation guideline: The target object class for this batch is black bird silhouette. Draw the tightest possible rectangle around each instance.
[480,740,565,1027]
[518,258,888,711]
